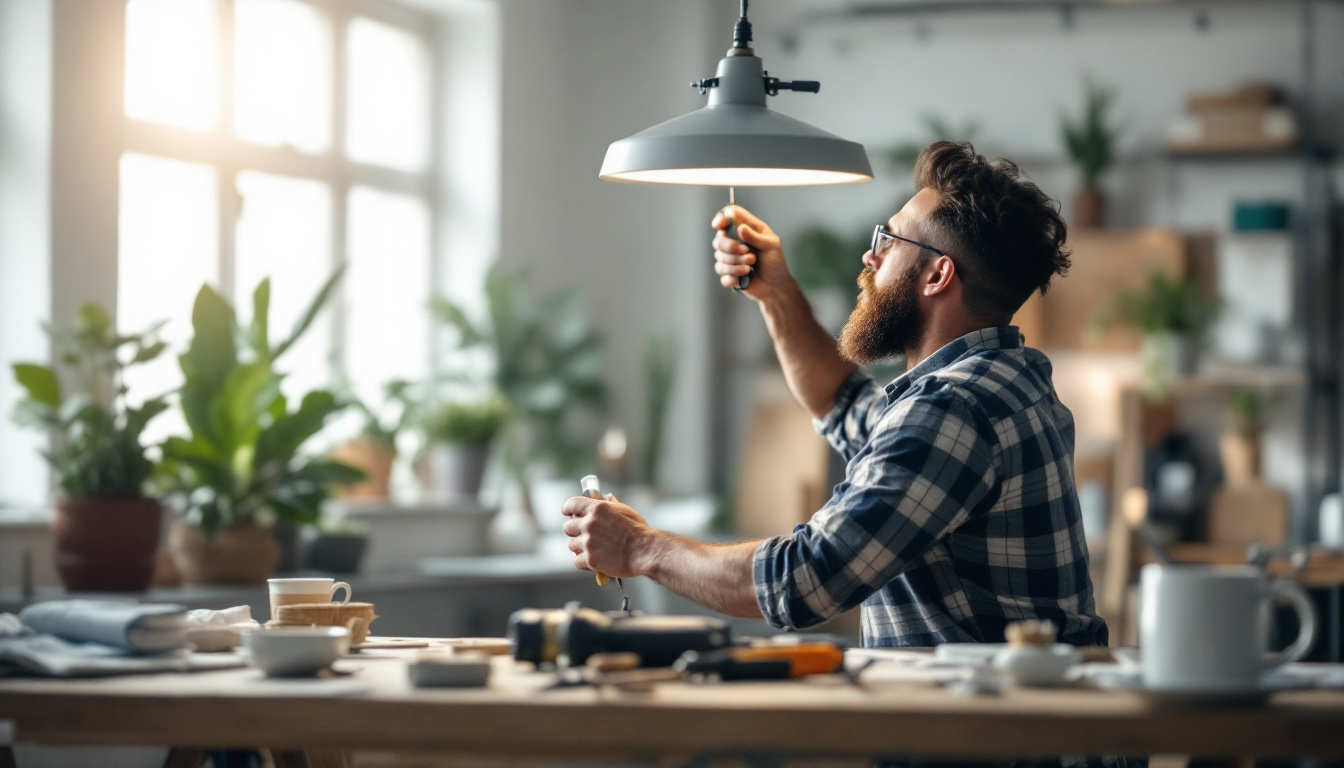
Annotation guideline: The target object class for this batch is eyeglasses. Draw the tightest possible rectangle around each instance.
[871,224,945,259]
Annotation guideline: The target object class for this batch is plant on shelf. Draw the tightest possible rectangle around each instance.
[10,302,169,592]
[639,331,679,491]
[1060,79,1119,228]
[331,380,417,500]
[420,395,512,502]
[157,271,364,585]
[431,263,608,515]
[1221,388,1266,487]
[1093,270,1220,397]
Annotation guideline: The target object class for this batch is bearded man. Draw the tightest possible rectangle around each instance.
[563,140,1107,649]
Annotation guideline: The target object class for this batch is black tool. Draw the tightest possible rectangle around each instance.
[724,187,756,291]
[509,602,731,668]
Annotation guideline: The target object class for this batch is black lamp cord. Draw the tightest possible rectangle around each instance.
[733,0,752,49]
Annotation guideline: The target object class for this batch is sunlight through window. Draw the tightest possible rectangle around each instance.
[234,0,332,153]
[235,171,334,400]
[346,187,431,406]
[346,18,430,172]
[117,153,219,442]
[124,0,218,131]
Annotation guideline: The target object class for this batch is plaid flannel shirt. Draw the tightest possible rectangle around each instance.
[753,326,1108,648]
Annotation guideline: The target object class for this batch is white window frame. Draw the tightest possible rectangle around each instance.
[120,0,443,384]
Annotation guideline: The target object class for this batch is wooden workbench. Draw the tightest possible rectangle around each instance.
[2,650,1344,766]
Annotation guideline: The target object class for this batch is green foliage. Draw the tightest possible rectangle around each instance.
[157,270,364,538]
[639,332,678,489]
[1061,80,1118,189]
[885,115,982,170]
[350,380,418,454]
[422,395,511,447]
[10,303,168,498]
[789,228,870,294]
[1227,389,1265,440]
[1097,271,1220,338]
[431,264,608,477]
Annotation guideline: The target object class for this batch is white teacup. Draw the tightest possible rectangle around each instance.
[241,626,350,677]
[1140,564,1316,692]
[267,577,351,621]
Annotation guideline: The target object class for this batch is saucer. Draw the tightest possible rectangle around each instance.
[1090,670,1313,707]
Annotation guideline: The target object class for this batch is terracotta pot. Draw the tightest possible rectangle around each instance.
[1072,187,1106,229]
[51,496,162,592]
[170,524,281,585]
[1220,433,1262,487]
[331,437,394,499]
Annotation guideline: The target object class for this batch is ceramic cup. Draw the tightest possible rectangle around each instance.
[267,577,351,621]
[1139,564,1316,692]
[241,626,350,677]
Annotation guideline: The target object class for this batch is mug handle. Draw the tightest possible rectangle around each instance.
[330,581,352,605]
[1264,580,1317,668]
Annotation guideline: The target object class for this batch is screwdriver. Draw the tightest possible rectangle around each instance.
[674,642,845,681]
[579,474,624,597]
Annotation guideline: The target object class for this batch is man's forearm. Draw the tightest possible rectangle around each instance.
[759,279,858,420]
[634,531,764,619]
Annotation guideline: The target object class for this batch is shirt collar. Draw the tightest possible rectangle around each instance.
[883,326,1023,403]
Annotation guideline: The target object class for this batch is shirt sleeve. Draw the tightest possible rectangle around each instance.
[755,385,1001,630]
[813,370,887,462]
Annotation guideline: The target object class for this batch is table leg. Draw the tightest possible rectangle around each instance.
[162,747,209,768]
[0,745,15,768]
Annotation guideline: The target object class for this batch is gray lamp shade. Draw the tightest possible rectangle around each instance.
[599,52,872,187]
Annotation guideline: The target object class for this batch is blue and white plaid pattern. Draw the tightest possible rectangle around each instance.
[753,326,1108,648]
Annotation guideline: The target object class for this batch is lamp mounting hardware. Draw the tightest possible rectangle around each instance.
[690,74,821,97]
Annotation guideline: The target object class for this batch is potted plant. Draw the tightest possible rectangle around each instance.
[1095,271,1220,396]
[10,303,169,592]
[420,395,511,502]
[431,264,608,518]
[303,517,369,575]
[1222,389,1264,487]
[158,274,364,584]
[1060,80,1118,228]
[332,380,416,500]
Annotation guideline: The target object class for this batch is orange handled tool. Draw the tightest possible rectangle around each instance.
[675,642,845,680]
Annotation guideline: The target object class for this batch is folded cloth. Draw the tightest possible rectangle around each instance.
[184,606,261,652]
[19,600,188,653]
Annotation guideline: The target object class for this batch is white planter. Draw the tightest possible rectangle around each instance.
[1142,332,1199,381]
[328,500,495,573]
[422,444,491,503]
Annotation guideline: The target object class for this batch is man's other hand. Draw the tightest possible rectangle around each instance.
[712,205,792,302]
[562,494,654,579]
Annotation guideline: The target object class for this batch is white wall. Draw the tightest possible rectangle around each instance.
[0,0,52,509]
[497,0,730,494]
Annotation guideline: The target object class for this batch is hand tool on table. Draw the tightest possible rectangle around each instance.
[509,602,732,667]
[675,642,845,681]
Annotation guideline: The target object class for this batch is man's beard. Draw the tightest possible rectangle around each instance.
[837,263,926,365]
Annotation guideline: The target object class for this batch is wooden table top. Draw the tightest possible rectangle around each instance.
[3,649,1344,760]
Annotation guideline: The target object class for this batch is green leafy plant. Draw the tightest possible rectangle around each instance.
[351,379,418,454]
[422,396,511,447]
[1096,271,1220,338]
[1227,389,1265,440]
[156,271,363,538]
[1061,80,1118,190]
[885,114,982,170]
[10,303,168,498]
[639,332,679,489]
[431,263,608,480]
[788,228,870,294]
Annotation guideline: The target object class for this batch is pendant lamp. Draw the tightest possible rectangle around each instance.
[599,0,872,287]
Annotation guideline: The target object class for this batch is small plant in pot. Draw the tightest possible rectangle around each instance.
[157,274,364,585]
[303,517,369,575]
[1094,271,1219,397]
[420,395,510,502]
[332,380,416,501]
[1060,80,1118,229]
[10,303,169,592]
[1221,388,1265,487]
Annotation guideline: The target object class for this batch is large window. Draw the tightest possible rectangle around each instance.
[119,0,436,421]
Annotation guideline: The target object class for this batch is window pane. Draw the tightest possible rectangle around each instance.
[118,153,219,441]
[235,171,334,400]
[125,0,218,130]
[345,187,430,406]
[346,18,429,171]
[234,0,332,153]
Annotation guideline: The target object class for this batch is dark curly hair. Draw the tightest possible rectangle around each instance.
[913,140,1070,323]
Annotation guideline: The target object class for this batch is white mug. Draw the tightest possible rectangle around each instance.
[267,577,352,621]
[1140,564,1316,692]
